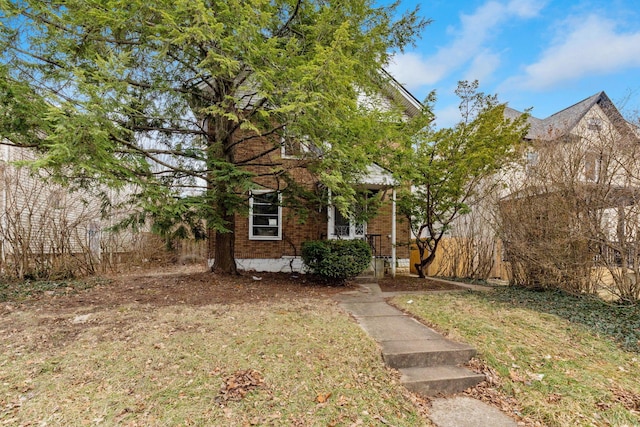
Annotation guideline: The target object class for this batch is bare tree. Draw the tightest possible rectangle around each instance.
[499,107,640,303]
[0,154,138,279]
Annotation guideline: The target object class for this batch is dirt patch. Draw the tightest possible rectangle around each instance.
[4,266,349,311]
[379,276,462,292]
[0,266,352,350]
[0,268,461,352]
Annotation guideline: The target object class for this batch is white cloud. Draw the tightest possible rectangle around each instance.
[387,0,545,89]
[433,103,463,129]
[506,0,543,18]
[386,52,447,91]
[505,14,640,91]
[463,51,501,83]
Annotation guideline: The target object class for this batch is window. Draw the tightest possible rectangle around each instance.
[327,190,378,240]
[249,191,281,240]
[281,127,310,159]
[330,207,366,239]
[525,151,538,175]
[50,189,65,209]
[282,136,306,158]
[587,118,602,131]
[584,152,601,182]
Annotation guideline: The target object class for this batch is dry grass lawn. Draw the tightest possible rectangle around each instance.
[393,290,640,427]
[0,267,430,426]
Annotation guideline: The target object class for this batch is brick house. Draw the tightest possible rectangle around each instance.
[208,73,422,275]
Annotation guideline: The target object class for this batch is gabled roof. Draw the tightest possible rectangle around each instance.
[196,69,422,118]
[506,91,635,141]
[538,92,604,138]
[504,106,545,139]
[379,68,423,118]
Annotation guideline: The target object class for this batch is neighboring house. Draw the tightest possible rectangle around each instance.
[497,92,640,286]
[0,144,141,278]
[422,92,640,283]
[503,91,640,226]
[208,72,422,275]
[504,91,638,183]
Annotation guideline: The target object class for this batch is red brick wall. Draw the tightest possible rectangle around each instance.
[209,131,410,260]
[222,196,411,260]
[365,192,411,259]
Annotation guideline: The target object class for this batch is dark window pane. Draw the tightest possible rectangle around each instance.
[254,193,278,204]
[335,209,350,228]
[253,227,278,237]
[253,216,278,226]
[253,204,278,215]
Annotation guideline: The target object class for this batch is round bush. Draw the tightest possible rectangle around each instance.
[301,239,372,282]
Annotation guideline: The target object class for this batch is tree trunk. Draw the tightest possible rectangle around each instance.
[415,251,436,278]
[414,238,440,278]
[210,212,238,275]
[206,113,239,275]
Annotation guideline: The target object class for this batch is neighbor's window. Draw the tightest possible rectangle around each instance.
[525,151,539,175]
[50,189,65,210]
[587,118,602,131]
[249,191,282,240]
[584,151,602,182]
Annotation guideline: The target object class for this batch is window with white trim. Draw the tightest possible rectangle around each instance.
[249,191,282,240]
[330,207,365,239]
[281,127,310,159]
[584,151,602,182]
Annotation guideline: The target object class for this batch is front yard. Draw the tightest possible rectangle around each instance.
[0,268,429,426]
[2,268,639,426]
[393,287,640,426]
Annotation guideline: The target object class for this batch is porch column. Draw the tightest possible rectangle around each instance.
[391,188,396,277]
[326,188,332,239]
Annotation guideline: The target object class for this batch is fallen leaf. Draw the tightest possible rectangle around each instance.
[547,393,562,403]
[217,369,265,402]
[610,385,640,411]
[509,369,526,383]
[316,392,332,403]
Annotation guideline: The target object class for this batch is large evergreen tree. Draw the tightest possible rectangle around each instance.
[0,0,427,273]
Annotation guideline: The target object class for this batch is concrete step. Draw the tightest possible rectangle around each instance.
[382,339,477,369]
[400,365,485,396]
[356,315,443,342]
[352,275,376,283]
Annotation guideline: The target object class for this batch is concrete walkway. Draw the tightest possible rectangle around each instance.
[334,280,516,427]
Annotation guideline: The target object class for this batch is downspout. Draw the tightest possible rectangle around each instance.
[391,188,396,277]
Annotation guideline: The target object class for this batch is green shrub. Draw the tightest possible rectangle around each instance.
[301,239,372,282]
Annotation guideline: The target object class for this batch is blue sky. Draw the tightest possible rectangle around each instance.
[385,0,640,127]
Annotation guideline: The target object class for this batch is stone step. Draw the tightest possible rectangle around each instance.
[382,339,477,369]
[399,365,485,396]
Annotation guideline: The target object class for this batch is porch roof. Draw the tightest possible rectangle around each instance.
[359,163,397,189]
